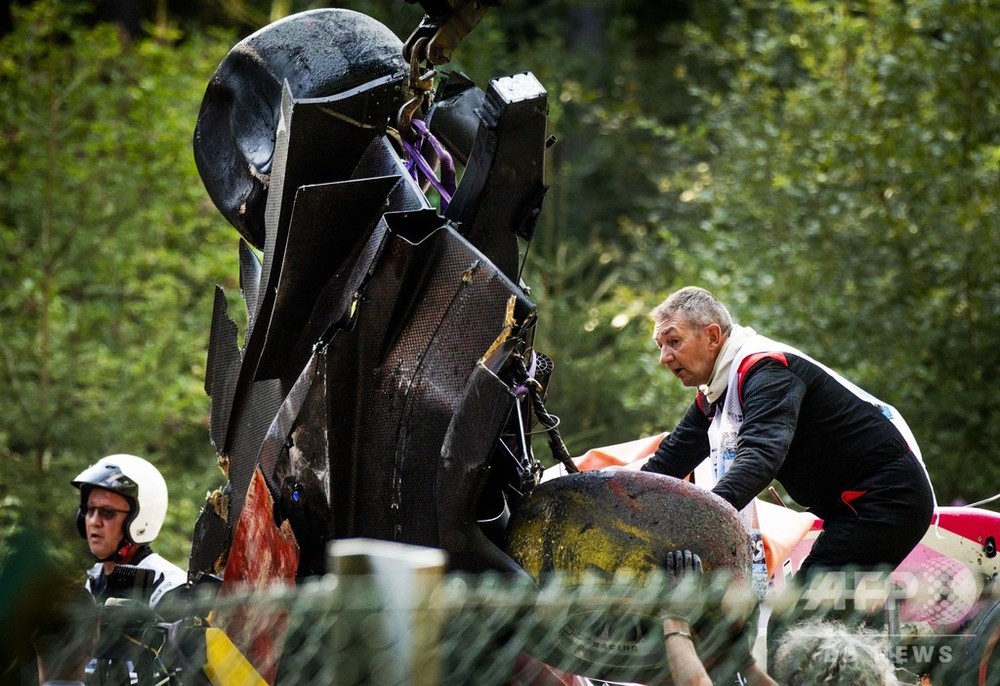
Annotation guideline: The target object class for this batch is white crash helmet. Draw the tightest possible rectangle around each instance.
[72,454,169,545]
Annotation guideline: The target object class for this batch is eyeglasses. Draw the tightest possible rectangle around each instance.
[85,506,130,521]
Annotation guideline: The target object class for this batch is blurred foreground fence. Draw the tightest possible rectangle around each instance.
[9,538,1000,685]
[191,539,756,686]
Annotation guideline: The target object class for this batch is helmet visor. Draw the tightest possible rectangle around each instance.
[71,462,140,501]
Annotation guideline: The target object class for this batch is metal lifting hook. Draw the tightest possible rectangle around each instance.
[397,36,436,143]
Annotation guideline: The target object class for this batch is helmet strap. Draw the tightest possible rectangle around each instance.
[94,540,136,564]
[113,541,137,563]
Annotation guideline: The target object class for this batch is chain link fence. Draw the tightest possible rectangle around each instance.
[7,540,1000,685]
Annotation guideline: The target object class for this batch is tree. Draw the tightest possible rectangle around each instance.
[0,1,239,561]
[631,0,1000,504]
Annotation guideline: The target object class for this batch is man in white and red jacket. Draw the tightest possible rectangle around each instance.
[641,286,934,575]
[72,454,188,612]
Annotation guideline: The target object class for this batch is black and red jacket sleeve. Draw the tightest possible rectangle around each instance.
[641,398,712,480]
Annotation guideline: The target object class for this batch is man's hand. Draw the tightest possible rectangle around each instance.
[662,549,703,578]
[661,549,704,627]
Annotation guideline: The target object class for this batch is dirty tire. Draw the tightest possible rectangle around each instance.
[505,470,755,683]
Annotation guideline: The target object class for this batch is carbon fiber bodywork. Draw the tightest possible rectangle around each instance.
[190,9,551,581]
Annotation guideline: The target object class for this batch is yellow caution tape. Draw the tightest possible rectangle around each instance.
[203,627,268,686]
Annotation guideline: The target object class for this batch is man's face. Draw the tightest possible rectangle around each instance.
[84,488,130,560]
[652,316,723,388]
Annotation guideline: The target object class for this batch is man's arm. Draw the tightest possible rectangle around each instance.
[641,401,711,479]
[743,662,779,686]
[662,616,713,686]
[660,551,713,686]
[712,359,806,510]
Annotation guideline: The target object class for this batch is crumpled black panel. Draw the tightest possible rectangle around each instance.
[437,346,529,574]
[221,379,288,530]
[188,486,229,578]
[349,135,430,211]
[254,134,430,384]
[244,79,404,384]
[324,217,535,546]
[238,241,262,333]
[191,371,285,578]
[291,215,391,369]
[254,132,432,382]
[256,175,401,381]
[426,72,485,167]
[205,287,241,453]
[261,351,334,579]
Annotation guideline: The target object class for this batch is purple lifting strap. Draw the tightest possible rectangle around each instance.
[402,118,457,210]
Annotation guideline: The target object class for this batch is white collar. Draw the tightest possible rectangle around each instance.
[698,325,756,404]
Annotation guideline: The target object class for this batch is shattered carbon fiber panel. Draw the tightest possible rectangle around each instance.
[438,340,535,574]
[204,287,241,454]
[244,80,404,384]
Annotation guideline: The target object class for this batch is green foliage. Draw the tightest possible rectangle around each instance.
[616,0,1000,503]
[0,1,238,560]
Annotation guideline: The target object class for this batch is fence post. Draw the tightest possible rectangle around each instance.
[328,538,447,686]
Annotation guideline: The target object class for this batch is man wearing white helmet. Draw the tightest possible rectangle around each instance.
[72,454,188,610]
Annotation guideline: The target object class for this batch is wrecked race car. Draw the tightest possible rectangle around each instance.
[188,4,563,587]
[182,6,571,681]
[175,5,760,685]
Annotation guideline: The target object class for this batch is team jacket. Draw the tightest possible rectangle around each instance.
[641,352,918,519]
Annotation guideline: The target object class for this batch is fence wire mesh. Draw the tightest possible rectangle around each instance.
[10,553,1000,686]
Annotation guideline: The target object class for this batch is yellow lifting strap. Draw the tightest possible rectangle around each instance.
[203,627,268,686]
